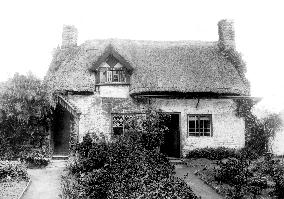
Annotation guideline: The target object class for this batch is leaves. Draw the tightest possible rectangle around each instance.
[0,73,52,160]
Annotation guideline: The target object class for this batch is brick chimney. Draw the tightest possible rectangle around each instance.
[218,19,235,50]
[61,25,78,49]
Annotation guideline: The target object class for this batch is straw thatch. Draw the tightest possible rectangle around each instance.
[45,38,250,96]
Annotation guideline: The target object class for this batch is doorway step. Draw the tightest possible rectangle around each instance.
[52,155,69,160]
[168,157,187,165]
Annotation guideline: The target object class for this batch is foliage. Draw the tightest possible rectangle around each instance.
[215,158,252,186]
[124,108,170,150]
[234,99,282,157]
[62,110,197,199]
[254,155,284,198]
[60,174,84,199]
[0,73,52,160]
[0,161,29,182]
[186,147,238,160]
[20,148,50,168]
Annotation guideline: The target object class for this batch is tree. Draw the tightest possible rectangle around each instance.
[0,73,52,159]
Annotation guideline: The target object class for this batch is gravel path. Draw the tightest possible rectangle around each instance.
[21,160,66,199]
[175,164,223,199]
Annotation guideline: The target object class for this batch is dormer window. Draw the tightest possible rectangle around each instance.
[98,55,129,84]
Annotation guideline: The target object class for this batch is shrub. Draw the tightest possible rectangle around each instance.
[62,130,197,199]
[186,147,238,160]
[215,157,252,186]
[0,161,29,182]
[0,73,52,160]
[60,174,84,199]
[20,149,50,168]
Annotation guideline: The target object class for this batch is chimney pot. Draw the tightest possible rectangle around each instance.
[62,25,78,48]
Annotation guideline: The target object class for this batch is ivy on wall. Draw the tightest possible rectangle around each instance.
[234,98,282,156]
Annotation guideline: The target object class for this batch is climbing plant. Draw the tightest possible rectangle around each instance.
[234,98,282,157]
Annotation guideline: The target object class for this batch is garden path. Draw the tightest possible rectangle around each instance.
[175,164,223,199]
[21,160,66,199]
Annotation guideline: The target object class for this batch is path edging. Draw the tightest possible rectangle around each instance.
[18,178,32,199]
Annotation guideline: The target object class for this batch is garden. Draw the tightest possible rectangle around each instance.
[60,110,198,199]
[1,73,284,199]
[183,100,284,199]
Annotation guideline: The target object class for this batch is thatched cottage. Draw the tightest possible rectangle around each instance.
[45,19,250,157]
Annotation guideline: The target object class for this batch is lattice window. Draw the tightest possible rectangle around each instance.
[188,115,212,136]
[112,113,145,136]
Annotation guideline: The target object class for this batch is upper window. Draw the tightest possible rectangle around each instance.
[187,115,212,137]
[98,55,128,84]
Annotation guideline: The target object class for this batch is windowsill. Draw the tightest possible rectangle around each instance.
[97,83,130,86]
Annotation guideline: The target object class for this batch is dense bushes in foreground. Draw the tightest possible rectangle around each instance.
[61,132,197,199]
[0,161,29,182]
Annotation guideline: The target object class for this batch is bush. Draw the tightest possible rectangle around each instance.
[20,149,50,168]
[62,131,197,199]
[215,157,252,186]
[186,147,238,160]
[0,161,29,182]
[0,73,52,160]
[60,174,84,199]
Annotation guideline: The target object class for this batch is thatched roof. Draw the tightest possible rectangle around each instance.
[45,38,250,96]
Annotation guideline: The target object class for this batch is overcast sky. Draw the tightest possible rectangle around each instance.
[0,0,283,112]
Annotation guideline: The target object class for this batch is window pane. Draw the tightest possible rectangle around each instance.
[113,115,123,127]
[113,127,123,135]
[204,119,210,129]
[188,121,196,128]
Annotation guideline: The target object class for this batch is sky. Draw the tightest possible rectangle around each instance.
[0,0,284,112]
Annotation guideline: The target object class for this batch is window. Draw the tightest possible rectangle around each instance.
[187,115,212,136]
[112,113,145,136]
[98,55,127,84]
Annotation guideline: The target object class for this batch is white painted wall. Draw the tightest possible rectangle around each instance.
[67,93,245,157]
[151,98,245,156]
[99,85,129,98]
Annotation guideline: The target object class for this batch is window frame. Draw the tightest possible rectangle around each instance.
[187,114,213,137]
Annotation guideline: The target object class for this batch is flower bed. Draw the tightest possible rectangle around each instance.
[0,161,30,199]
[185,157,284,199]
[0,180,29,199]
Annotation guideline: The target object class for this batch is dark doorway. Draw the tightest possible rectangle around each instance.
[52,106,71,155]
[160,113,180,158]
